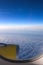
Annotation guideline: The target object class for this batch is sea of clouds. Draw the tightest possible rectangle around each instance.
[0,32,43,60]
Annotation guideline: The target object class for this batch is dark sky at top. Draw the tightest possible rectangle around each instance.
[0,0,43,25]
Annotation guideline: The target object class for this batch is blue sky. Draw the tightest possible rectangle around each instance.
[0,0,43,30]
[0,0,43,24]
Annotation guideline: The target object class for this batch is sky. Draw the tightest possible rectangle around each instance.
[0,0,43,31]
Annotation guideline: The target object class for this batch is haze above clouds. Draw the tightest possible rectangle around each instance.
[0,25,43,31]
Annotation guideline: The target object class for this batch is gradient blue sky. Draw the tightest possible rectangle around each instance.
[0,0,43,31]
